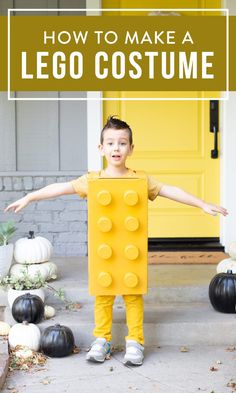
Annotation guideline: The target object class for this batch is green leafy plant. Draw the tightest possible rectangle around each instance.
[0,221,17,246]
[0,268,76,309]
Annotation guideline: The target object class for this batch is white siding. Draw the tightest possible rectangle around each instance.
[0,0,87,173]
[16,92,59,171]
[60,92,87,171]
[0,93,16,170]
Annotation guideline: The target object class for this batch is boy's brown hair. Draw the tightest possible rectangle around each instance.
[100,115,133,145]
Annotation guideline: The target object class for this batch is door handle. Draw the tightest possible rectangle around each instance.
[210,100,219,159]
[211,125,218,159]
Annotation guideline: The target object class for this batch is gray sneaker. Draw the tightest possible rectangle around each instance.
[123,340,144,366]
[86,338,111,363]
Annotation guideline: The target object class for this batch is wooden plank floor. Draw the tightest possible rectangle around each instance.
[148,251,228,264]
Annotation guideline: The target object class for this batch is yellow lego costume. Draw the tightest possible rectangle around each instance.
[87,171,148,296]
[71,169,163,344]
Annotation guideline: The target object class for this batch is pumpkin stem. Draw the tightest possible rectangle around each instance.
[28,231,35,239]
[22,321,29,325]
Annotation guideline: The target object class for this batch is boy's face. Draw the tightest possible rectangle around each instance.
[99,128,134,168]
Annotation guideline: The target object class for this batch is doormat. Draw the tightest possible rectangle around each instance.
[148,251,228,264]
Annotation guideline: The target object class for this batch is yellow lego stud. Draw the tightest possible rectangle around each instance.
[124,244,139,260]
[97,190,112,206]
[97,243,112,259]
[124,216,139,231]
[123,272,139,288]
[123,190,138,206]
[98,272,112,287]
[97,216,112,232]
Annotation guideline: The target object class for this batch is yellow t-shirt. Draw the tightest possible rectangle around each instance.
[71,169,163,201]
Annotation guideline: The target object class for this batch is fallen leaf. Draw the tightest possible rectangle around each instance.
[180,347,189,352]
[9,347,47,372]
[226,346,236,352]
[111,345,124,352]
[227,381,236,389]
[66,302,82,310]
[72,346,80,354]
[21,364,29,370]
[209,366,218,372]
[73,302,82,309]
[41,379,51,385]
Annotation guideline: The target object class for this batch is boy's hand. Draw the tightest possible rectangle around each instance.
[202,202,228,217]
[4,195,30,213]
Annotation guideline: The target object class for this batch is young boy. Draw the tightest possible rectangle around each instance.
[5,116,228,366]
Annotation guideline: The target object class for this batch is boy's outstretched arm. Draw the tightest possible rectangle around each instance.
[159,185,228,217]
[4,182,75,213]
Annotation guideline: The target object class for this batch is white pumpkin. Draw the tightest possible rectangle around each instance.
[10,262,58,281]
[228,241,236,260]
[0,321,11,336]
[44,305,56,319]
[8,321,41,351]
[216,258,236,274]
[15,348,33,359]
[14,231,53,264]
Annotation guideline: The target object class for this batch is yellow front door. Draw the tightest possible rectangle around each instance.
[102,0,221,238]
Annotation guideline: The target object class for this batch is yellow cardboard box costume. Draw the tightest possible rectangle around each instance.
[87,171,148,296]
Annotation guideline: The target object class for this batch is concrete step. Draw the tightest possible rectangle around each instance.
[4,301,236,347]
[0,258,218,306]
[0,284,211,307]
[43,284,210,306]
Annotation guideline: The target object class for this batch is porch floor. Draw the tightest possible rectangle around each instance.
[2,258,236,393]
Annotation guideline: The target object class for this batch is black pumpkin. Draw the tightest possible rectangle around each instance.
[209,270,236,313]
[12,293,45,323]
[40,324,75,357]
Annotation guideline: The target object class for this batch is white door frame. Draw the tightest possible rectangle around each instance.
[86,0,103,171]
[86,0,236,251]
[220,0,236,251]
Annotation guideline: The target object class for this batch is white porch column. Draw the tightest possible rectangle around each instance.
[221,91,236,250]
[86,0,103,171]
[221,1,236,250]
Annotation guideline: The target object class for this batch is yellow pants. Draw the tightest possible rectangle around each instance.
[93,294,144,345]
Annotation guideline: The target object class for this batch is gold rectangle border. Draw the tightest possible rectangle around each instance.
[7,8,229,101]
